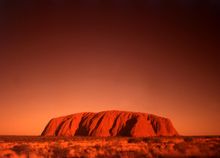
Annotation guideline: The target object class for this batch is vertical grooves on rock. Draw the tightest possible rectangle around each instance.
[148,115,157,135]
[55,120,66,136]
[109,113,121,136]
[41,119,53,136]
[90,113,106,136]
[118,117,137,136]
[69,118,74,129]
[74,113,90,136]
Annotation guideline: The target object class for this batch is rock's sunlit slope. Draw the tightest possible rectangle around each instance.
[41,111,178,137]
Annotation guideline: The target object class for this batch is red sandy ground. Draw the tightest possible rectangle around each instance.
[0,136,219,158]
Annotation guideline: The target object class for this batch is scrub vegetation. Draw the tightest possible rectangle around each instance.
[0,136,219,158]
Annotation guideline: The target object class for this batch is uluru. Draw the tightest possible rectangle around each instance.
[41,110,178,137]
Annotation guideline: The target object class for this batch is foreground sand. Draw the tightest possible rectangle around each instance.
[0,136,219,158]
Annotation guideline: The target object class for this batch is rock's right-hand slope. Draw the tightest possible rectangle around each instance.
[41,110,178,137]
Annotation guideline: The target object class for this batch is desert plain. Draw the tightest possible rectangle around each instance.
[0,136,219,158]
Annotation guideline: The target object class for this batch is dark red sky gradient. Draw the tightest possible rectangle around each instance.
[0,1,219,135]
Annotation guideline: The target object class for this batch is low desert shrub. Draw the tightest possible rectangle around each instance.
[173,142,187,154]
[152,137,162,143]
[143,137,162,143]
[51,145,69,158]
[183,137,193,142]
[127,137,144,143]
[94,144,101,150]
[118,151,147,158]
[11,144,31,155]
[128,137,162,144]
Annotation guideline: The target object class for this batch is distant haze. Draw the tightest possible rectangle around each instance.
[0,1,219,135]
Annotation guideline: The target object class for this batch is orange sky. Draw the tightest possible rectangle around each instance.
[0,1,219,135]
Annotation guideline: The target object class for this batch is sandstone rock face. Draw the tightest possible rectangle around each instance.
[41,111,178,137]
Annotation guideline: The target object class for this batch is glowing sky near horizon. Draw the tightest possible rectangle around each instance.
[0,1,219,135]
